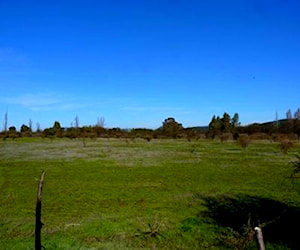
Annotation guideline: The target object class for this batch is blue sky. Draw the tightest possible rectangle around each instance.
[1,0,299,130]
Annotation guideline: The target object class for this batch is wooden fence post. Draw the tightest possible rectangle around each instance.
[35,171,45,250]
[254,227,265,250]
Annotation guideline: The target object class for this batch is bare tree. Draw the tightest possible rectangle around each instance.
[74,115,79,128]
[29,119,33,131]
[3,111,8,132]
[286,109,293,120]
[295,108,300,120]
[275,110,279,129]
[36,122,41,133]
[97,116,105,127]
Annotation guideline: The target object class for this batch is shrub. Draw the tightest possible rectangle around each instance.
[237,134,251,149]
[279,139,293,154]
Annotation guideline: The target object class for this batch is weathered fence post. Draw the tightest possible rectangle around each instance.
[254,227,265,250]
[35,171,45,250]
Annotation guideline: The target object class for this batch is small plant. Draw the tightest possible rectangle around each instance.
[237,134,251,149]
[135,217,163,238]
[218,226,256,249]
[279,139,293,154]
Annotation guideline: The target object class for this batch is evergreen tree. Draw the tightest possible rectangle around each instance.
[221,112,231,133]
[231,113,239,127]
[53,121,61,129]
[208,115,222,138]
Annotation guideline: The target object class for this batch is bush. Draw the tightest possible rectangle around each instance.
[279,139,293,154]
[237,134,251,149]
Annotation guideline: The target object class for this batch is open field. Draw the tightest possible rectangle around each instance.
[1,138,300,249]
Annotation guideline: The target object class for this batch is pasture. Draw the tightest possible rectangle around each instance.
[0,138,300,249]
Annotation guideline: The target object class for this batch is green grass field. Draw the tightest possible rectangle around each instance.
[1,138,300,249]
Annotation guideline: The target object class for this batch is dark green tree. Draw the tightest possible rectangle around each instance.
[8,126,18,139]
[52,121,63,138]
[53,121,61,129]
[231,113,239,128]
[21,124,31,133]
[231,113,240,139]
[221,112,231,133]
[9,126,16,132]
[162,117,183,138]
[208,115,222,139]
[20,124,32,137]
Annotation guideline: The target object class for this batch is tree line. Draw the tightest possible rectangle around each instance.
[1,109,300,141]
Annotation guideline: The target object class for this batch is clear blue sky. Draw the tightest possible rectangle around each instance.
[1,0,299,130]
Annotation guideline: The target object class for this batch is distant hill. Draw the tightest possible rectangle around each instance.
[260,119,288,126]
[186,118,300,135]
[185,126,209,132]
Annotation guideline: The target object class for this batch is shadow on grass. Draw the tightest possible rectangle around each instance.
[196,193,300,249]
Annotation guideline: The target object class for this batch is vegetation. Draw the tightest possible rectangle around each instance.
[0,138,300,249]
[2,110,300,141]
[237,134,251,149]
[279,139,294,154]
[1,109,300,248]
[290,156,300,179]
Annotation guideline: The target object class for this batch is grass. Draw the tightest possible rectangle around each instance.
[0,138,300,249]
